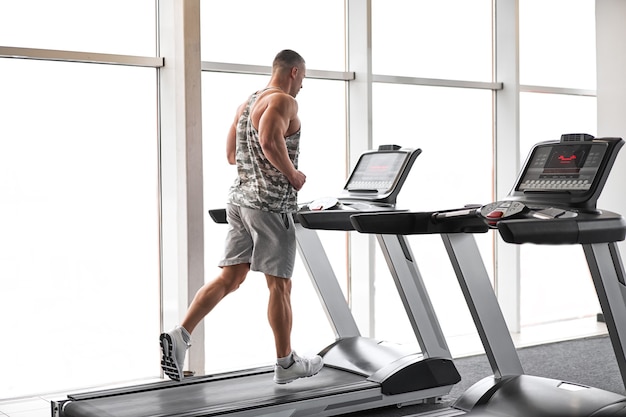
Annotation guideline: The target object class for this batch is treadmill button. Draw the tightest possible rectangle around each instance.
[486,210,504,219]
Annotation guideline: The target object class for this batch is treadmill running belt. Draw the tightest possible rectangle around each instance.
[63,367,378,417]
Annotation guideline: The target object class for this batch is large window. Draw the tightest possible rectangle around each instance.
[518,0,598,327]
[200,0,345,71]
[372,0,492,81]
[371,0,494,349]
[1,0,159,400]
[371,84,494,348]
[519,0,596,89]
[519,93,598,326]
[0,60,160,397]
[0,0,156,55]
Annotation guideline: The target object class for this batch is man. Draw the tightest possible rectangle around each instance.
[160,50,324,384]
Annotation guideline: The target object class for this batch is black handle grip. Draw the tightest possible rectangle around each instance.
[208,208,227,224]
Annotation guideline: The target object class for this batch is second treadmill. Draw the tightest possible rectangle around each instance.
[351,134,626,416]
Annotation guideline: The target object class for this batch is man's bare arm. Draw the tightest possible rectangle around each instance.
[226,103,246,165]
[258,95,306,190]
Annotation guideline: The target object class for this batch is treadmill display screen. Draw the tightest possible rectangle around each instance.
[345,152,407,192]
[517,143,608,192]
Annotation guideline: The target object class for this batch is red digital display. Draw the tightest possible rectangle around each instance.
[544,146,589,173]
[558,155,577,163]
[516,143,608,192]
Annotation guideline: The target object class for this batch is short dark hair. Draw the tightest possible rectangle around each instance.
[272,49,305,73]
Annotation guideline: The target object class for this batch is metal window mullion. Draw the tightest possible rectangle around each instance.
[346,0,376,338]
[520,84,596,97]
[201,61,354,81]
[0,46,163,68]
[372,73,502,91]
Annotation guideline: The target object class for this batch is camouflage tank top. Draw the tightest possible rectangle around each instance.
[228,88,301,213]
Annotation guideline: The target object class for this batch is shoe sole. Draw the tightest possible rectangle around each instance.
[159,333,183,381]
[273,364,324,384]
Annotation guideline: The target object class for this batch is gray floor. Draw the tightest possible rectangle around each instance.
[343,335,623,416]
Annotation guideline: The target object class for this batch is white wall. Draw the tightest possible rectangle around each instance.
[596,0,626,229]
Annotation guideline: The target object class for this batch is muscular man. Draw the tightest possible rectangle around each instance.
[160,50,323,384]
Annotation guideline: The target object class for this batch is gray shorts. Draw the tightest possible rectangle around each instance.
[218,204,296,278]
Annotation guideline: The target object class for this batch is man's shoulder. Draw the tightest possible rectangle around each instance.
[263,90,295,105]
[258,92,297,119]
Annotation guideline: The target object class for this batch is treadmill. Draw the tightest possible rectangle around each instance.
[350,134,626,416]
[51,145,461,417]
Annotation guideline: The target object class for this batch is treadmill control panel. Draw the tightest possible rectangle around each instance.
[341,145,421,204]
[472,135,626,242]
[480,201,529,225]
[478,202,579,224]
[345,151,410,195]
[509,134,623,209]
[297,145,421,231]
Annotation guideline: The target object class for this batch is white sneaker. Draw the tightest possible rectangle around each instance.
[273,351,324,384]
[159,326,191,381]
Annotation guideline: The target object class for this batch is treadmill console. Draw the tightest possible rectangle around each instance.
[342,146,418,203]
[507,134,623,210]
[473,135,625,244]
[475,135,625,243]
[297,145,421,231]
[350,134,626,244]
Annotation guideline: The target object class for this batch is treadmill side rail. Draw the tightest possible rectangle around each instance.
[584,242,626,390]
[441,233,524,379]
[376,234,453,359]
[294,223,361,338]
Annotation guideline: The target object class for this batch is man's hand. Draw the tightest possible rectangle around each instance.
[288,170,306,191]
